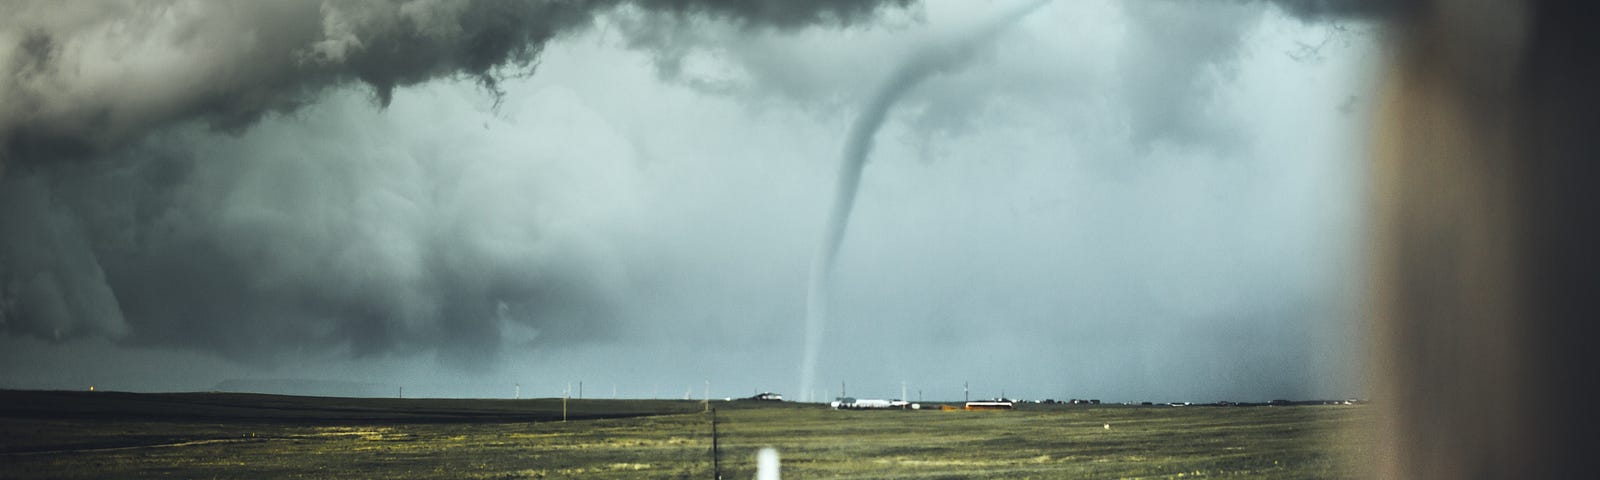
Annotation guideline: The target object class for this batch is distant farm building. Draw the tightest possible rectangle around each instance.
[964,400,1014,411]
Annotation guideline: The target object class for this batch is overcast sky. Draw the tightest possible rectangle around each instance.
[0,0,1383,402]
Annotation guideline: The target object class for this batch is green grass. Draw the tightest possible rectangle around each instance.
[0,391,1373,479]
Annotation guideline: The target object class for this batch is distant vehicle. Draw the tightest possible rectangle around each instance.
[964,399,1014,411]
[830,397,908,409]
[852,399,892,409]
[1268,399,1291,406]
[745,392,783,401]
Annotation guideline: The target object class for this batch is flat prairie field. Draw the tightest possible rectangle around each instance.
[0,391,1373,479]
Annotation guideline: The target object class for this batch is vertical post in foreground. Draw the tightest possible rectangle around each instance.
[756,448,779,480]
[711,408,721,480]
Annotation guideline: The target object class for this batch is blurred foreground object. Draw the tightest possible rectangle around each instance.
[1370,1,1599,478]
[757,448,780,480]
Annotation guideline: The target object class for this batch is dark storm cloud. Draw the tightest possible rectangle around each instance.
[0,0,911,367]
[0,0,911,170]
[1,123,635,368]
[0,176,128,340]
[2,0,579,167]
[1265,0,1412,21]
[634,0,914,30]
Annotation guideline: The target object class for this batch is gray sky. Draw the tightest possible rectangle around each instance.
[0,0,1382,402]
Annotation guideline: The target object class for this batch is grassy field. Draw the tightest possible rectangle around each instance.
[0,390,1373,479]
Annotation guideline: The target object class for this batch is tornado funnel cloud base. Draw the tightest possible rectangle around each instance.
[796,0,1049,402]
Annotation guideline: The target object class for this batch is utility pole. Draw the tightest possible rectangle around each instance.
[902,381,907,402]
[964,381,969,403]
[564,383,570,422]
[703,380,710,413]
[398,386,403,399]
[515,383,520,400]
[579,381,583,400]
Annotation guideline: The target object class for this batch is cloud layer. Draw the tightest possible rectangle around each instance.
[0,0,911,169]
[0,0,910,366]
[1,1,1379,400]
